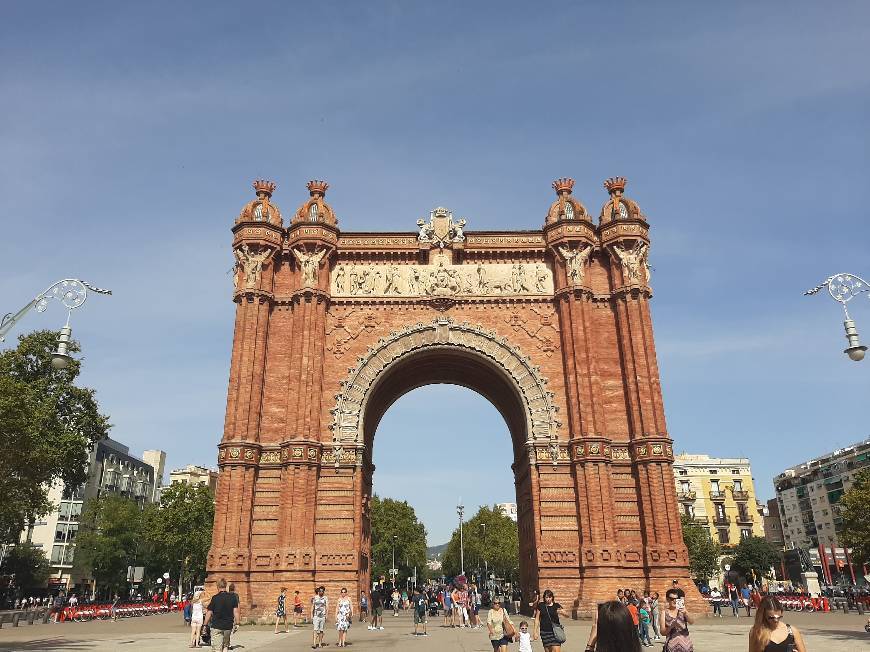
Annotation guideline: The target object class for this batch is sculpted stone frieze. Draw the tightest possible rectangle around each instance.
[330,259,553,298]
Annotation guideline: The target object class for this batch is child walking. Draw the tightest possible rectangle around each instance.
[517,620,532,652]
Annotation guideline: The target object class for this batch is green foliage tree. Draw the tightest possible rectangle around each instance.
[141,483,215,590]
[732,535,779,581]
[76,496,143,598]
[1,542,51,594]
[839,468,870,567]
[442,506,518,582]
[370,495,427,585]
[0,330,110,542]
[680,514,721,582]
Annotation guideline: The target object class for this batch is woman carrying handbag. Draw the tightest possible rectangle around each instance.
[487,598,515,652]
[534,589,569,652]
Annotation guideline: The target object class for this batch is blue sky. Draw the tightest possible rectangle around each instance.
[1,2,869,544]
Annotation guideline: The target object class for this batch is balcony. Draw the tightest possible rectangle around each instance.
[692,517,709,526]
[709,491,726,501]
[677,491,697,502]
[732,490,749,501]
[713,516,731,526]
[736,513,753,525]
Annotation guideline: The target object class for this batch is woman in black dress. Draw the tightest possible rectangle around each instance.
[533,589,570,652]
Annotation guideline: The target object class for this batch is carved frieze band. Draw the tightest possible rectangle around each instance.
[330,259,554,298]
[330,317,561,445]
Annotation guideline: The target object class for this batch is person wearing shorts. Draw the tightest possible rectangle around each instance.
[293,591,304,627]
[311,586,328,649]
[369,585,384,630]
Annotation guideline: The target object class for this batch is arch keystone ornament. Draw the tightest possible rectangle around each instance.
[209,177,706,618]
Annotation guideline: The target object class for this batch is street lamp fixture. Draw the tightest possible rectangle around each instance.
[806,273,869,361]
[0,279,112,367]
[457,499,465,576]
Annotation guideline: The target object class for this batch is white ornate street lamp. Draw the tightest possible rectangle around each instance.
[0,279,111,368]
[806,273,869,361]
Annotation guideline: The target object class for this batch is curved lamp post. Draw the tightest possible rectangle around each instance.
[805,273,869,361]
[457,500,465,576]
[0,279,112,368]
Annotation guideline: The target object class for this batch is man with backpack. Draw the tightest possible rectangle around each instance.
[412,587,428,636]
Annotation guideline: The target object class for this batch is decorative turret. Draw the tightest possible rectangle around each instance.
[545,177,590,225]
[598,177,651,290]
[237,179,283,226]
[599,176,644,225]
[293,179,338,226]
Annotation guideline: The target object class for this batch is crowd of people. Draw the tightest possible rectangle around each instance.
[189,575,831,652]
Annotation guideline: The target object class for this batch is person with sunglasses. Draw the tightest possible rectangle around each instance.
[659,589,694,652]
[748,596,806,652]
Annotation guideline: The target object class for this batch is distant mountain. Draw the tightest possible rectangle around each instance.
[427,543,448,558]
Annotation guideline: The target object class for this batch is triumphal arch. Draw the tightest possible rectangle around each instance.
[209,176,701,616]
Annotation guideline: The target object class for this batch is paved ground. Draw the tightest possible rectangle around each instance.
[0,609,867,651]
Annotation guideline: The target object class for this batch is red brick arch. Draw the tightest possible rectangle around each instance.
[208,180,705,619]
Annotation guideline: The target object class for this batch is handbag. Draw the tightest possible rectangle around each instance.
[543,603,566,644]
[503,612,516,638]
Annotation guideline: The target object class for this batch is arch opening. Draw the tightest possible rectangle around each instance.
[355,341,541,596]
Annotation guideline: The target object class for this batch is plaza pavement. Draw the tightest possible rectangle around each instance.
[0,609,867,651]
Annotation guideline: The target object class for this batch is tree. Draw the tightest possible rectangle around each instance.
[0,330,110,543]
[681,515,721,583]
[442,506,518,582]
[732,536,779,582]
[1,543,51,594]
[141,483,215,590]
[839,468,870,567]
[76,496,143,598]
[370,495,427,584]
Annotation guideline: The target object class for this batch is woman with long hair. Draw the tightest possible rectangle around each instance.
[660,588,694,652]
[274,587,288,634]
[582,600,641,652]
[749,596,807,652]
[533,589,570,652]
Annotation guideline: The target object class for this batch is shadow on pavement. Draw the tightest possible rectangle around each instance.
[0,638,93,651]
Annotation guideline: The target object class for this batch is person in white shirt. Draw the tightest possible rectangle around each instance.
[709,587,722,617]
[190,592,205,648]
[517,620,532,652]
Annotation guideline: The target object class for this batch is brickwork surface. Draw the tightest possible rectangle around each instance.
[1,610,868,651]
[210,179,705,615]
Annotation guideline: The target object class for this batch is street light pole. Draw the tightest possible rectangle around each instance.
[806,273,869,361]
[480,523,488,591]
[391,535,398,586]
[0,278,111,367]
[457,500,465,576]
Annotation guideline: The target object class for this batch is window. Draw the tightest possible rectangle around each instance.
[680,480,691,492]
[678,470,687,476]
[711,480,720,493]
[718,529,730,544]
[741,529,751,539]
[564,202,575,220]
[308,203,319,222]
[716,504,726,520]
[55,524,68,542]
[51,545,65,564]
[731,469,740,474]
[733,480,743,492]
[709,470,718,475]
[682,504,695,518]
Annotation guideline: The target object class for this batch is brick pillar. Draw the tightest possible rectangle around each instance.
[208,220,279,592]
[605,235,706,611]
